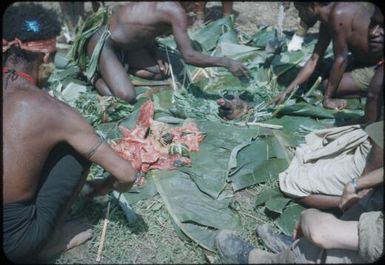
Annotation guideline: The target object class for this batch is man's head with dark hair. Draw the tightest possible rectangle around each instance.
[368,5,384,55]
[293,2,330,28]
[3,3,61,63]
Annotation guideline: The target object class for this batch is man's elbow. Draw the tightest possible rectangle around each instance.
[334,56,348,67]
[182,52,199,65]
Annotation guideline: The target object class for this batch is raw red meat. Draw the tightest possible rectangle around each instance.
[111,100,205,175]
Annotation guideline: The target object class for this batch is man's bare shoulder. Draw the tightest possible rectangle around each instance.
[155,2,186,20]
[6,85,81,121]
[330,2,364,21]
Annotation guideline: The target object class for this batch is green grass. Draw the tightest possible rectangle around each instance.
[49,178,277,264]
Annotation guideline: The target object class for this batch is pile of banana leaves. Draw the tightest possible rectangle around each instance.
[46,15,365,251]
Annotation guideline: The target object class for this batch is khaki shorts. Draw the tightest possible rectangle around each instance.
[358,211,384,262]
[350,65,376,91]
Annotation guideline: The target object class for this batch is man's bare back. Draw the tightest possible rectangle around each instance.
[83,2,249,103]
[108,2,176,49]
[3,82,66,203]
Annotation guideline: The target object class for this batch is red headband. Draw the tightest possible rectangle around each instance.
[3,37,56,63]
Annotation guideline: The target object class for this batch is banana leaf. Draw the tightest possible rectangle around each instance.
[270,50,304,78]
[95,122,121,140]
[265,115,333,142]
[275,102,335,119]
[180,143,230,199]
[249,25,277,48]
[196,120,264,150]
[122,175,158,204]
[274,203,305,235]
[218,30,239,44]
[189,15,235,52]
[229,139,267,191]
[214,42,265,62]
[170,89,222,121]
[152,170,241,251]
[255,187,282,206]
[229,132,292,191]
[265,196,291,214]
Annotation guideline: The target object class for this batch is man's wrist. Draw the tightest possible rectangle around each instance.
[351,178,360,193]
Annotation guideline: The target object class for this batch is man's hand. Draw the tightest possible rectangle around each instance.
[269,91,289,107]
[323,98,347,110]
[85,177,115,198]
[226,59,250,78]
[339,181,359,212]
[268,83,299,106]
[155,56,170,78]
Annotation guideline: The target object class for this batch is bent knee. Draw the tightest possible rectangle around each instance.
[114,90,136,104]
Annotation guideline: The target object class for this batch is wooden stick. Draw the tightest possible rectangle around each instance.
[96,201,111,262]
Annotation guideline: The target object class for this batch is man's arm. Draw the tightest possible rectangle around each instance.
[339,167,384,211]
[55,103,138,194]
[294,208,359,250]
[270,23,331,106]
[322,15,350,109]
[165,5,249,77]
[364,64,383,124]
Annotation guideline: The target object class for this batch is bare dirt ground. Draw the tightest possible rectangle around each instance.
[27,1,317,35]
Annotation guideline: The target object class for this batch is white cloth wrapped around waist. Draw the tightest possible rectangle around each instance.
[279,125,371,198]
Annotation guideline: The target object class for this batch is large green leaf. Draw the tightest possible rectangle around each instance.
[266,115,333,143]
[214,42,265,62]
[265,196,291,214]
[275,102,335,119]
[230,139,268,191]
[152,170,241,250]
[254,158,288,183]
[180,143,230,199]
[234,158,288,191]
[196,120,263,149]
[275,203,305,235]
[270,50,304,78]
[189,15,234,52]
[250,26,277,48]
[255,187,282,206]
[95,122,121,140]
[122,175,158,204]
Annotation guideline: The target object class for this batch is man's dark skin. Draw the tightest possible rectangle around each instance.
[281,5,384,210]
[86,1,249,103]
[271,2,380,110]
[3,49,137,256]
[363,7,383,124]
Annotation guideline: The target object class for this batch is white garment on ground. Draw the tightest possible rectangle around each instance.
[287,34,304,51]
[279,125,372,198]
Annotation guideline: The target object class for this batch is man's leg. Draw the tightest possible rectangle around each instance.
[321,72,366,99]
[124,48,168,80]
[35,143,92,260]
[87,30,137,103]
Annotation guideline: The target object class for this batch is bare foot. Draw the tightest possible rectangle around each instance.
[37,219,93,261]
